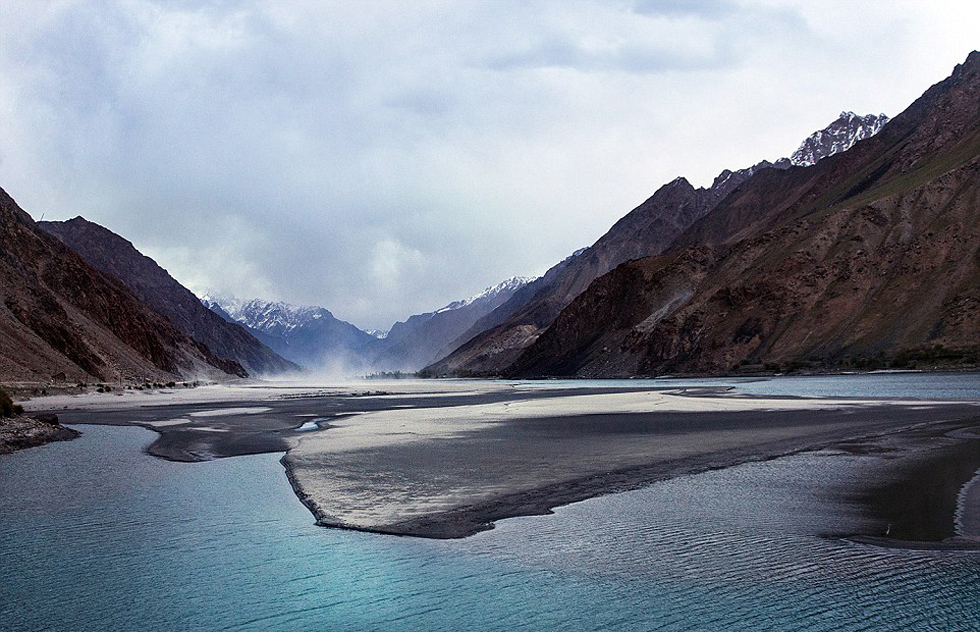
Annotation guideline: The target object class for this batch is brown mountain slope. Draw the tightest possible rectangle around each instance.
[421,167,765,376]
[362,278,529,372]
[507,52,980,377]
[675,52,980,250]
[40,217,299,376]
[424,110,887,377]
[0,188,246,384]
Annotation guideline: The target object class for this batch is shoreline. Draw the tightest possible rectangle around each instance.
[23,379,980,545]
[277,387,980,540]
[0,414,80,455]
[285,414,980,540]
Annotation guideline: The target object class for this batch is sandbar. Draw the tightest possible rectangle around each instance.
[26,379,980,540]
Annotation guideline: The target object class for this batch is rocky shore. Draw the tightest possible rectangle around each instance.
[0,414,80,455]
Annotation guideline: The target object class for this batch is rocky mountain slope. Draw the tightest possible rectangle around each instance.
[506,52,980,377]
[364,277,532,372]
[202,295,375,369]
[790,112,889,167]
[40,218,298,377]
[424,109,890,377]
[0,188,246,384]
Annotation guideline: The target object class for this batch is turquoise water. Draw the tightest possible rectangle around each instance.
[3,420,980,631]
[512,371,980,400]
[5,372,980,630]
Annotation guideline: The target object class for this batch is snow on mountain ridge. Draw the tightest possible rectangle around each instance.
[200,293,342,335]
[434,276,535,314]
[790,111,889,167]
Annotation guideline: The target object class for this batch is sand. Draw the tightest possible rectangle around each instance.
[26,379,980,541]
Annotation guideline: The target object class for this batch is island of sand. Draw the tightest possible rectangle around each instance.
[24,379,980,544]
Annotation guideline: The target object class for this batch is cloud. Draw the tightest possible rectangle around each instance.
[631,0,737,18]
[1,1,978,330]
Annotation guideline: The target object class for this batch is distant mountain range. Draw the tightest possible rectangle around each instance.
[200,294,375,369]
[361,277,532,372]
[423,110,894,376]
[202,276,532,372]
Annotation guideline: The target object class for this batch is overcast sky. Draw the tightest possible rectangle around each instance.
[1,1,977,330]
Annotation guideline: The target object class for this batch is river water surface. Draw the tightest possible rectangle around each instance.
[3,374,980,631]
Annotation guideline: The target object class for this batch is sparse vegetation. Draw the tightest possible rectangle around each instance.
[845,356,884,370]
[364,371,419,380]
[890,345,980,368]
[1,388,24,418]
[784,360,807,373]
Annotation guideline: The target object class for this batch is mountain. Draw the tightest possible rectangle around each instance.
[423,109,889,377]
[790,112,889,167]
[365,277,532,372]
[39,217,299,377]
[505,52,980,377]
[202,295,375,369]
[205,278,533,373]
[0,187,246,384]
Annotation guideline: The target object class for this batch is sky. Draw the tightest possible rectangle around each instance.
[0,1,978,331]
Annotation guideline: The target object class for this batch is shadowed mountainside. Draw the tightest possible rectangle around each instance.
[506,52,980,377]
[0,188,246,384]
[40,217,299,377]
[425,113,890,377]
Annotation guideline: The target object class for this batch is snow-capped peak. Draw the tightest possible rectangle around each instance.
[434,276,535,314]
[200,293,335,335]
[789,111,889,167]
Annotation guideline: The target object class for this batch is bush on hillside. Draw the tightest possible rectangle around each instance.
[0,388,24,418]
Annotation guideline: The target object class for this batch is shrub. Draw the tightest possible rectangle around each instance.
[1,388,23,418]
[785,360,807,373]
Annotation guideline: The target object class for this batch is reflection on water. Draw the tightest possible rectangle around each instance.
[512,371,980,400]
[2,421,980,630]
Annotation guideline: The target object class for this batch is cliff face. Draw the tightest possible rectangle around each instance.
[40,218,298,377]
[507,52,980,377]
[0,188,246,384]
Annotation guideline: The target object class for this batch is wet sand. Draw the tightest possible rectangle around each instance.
[27,380,980,541]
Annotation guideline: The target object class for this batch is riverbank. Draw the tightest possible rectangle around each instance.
[0,415,79,454]
[23,377,980,543]
[282,390,980,538]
